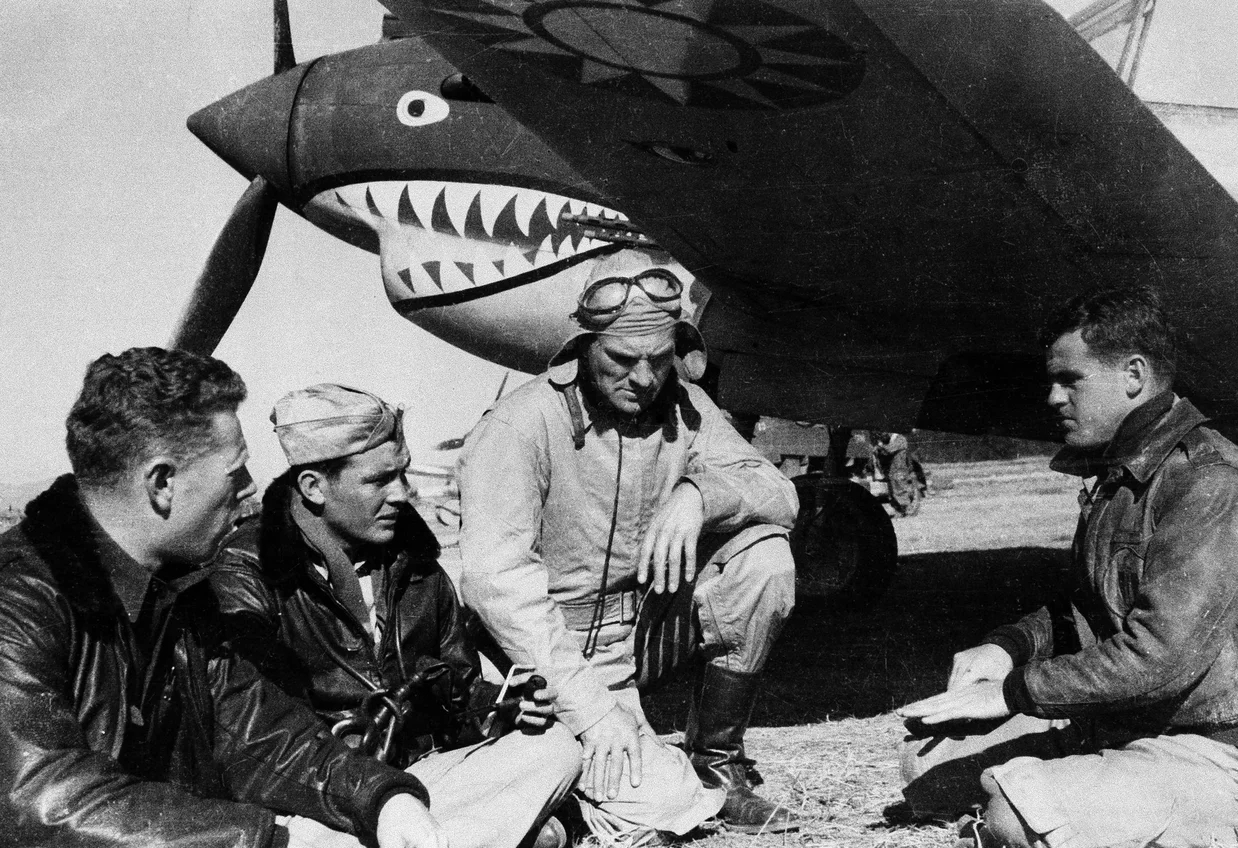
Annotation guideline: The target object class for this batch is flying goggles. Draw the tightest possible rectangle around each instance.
[574,268,684,327]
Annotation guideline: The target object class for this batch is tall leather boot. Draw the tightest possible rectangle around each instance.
[685,663,799,834]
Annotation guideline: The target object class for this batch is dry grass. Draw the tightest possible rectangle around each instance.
[634,545,1069,848]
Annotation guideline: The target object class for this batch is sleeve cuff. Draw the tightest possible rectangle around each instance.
[680,473,735,526]
[359,773,431,842]
[982,626,1033,667]
[1001,666,1037,715]
[562,691,620,737]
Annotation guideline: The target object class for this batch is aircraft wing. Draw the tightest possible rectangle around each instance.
[379,0,1238,438]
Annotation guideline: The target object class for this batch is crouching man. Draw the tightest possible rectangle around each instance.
[899,287,1238,848]
[457,248,800,842]
[0,347,434,848]
[210,384,580,848]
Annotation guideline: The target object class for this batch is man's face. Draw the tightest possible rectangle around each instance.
[1045,329,1136,449]
[584,332,676,416]
[168,410,256,563]
[319,440,414,552]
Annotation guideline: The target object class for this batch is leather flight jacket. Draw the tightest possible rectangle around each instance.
[211,473,498,767]
[0,475,426,848]
[986,397,1238,742]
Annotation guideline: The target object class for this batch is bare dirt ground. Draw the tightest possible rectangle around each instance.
[636,455,1080,848]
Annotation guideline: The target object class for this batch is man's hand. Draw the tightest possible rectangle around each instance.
[896,680,1011,725]
[947,644,1014,690]
[579,702,650,801]
[638,483,704,594]
[509,671,557,729]
[375,793,447,848]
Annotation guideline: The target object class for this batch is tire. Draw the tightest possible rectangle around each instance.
[789,474,898,605]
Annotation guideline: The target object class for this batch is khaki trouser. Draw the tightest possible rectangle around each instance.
[566,526,795,839]
[281,725,581,848]
[693,525,795,674]
[902,714,1238,848]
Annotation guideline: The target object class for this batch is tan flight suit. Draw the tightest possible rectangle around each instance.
[458,362,798,838]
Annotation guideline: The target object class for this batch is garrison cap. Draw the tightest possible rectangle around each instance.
[271,383,404,466]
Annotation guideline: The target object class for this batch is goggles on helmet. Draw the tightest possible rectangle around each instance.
[574,268,684,325]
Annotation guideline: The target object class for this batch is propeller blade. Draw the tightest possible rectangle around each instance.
[170,176,278,354]
[274,0,296,74]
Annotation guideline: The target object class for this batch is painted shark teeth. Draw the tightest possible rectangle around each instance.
[321,180,629,299]
[335,182,625,242]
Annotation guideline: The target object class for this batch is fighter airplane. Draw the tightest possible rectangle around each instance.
[175,0,1238,448]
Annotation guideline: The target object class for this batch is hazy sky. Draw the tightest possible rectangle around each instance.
[1,0,1234,491]
[0,0,514,490]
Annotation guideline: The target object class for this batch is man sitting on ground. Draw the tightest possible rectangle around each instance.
[210,384,580,848]
[899,286,1238,848]
[0,347,434,848]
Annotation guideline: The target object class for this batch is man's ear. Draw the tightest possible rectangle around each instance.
[142,456,177,518]
[296,469,328,507]
[1124,353,1151,398]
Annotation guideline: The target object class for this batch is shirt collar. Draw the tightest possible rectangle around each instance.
[90,518,153,623]
[290,495,354,567]
[287,492,403,579]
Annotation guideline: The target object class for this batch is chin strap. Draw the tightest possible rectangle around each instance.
[561,382,588,450]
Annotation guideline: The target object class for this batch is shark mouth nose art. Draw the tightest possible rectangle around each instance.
[313,181,626,308]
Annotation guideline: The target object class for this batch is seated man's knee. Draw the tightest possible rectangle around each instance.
[544,723,586,783]
[901,734,998,818]
[511,723,583,785]
[980,769,1038,848]
[901,733,934,785]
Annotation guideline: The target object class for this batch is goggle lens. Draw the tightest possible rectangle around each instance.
[635,269,683,302]
[581,279,634,314]
[578,269,684,317]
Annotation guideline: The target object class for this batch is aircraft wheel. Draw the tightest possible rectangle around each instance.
[789,474,898,606]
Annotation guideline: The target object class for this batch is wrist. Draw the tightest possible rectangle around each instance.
[375,785,429,820]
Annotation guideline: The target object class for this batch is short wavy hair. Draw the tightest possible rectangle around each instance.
[66,347,247,489]
[1039,285,1177,384]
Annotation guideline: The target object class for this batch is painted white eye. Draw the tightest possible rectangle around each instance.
[396,91,449,127]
